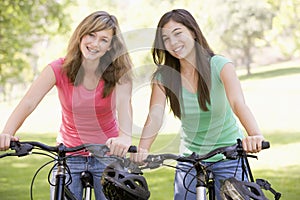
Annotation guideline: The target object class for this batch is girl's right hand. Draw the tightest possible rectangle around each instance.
[130,147,149,165]
[0,134,19,151]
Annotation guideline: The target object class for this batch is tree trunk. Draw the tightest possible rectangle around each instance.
[244,37,252,76]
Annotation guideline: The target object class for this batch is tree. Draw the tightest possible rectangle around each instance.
[268,0,300,59]
[216,0,275,75]
[0,0,73,100]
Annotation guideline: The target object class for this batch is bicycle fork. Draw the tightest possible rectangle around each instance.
[195,163,215,200]
[81,171,94,200]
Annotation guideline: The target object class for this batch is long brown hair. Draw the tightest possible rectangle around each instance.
[152,9,214,118]
[63,11,132,97]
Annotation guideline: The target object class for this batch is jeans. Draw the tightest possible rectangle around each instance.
[174,159,248,200]
[50,156,115,200]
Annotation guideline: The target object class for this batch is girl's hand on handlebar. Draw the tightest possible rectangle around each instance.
[106,135,131,157]
[130,147,149,165]
[242,135,265,153]
[0,134,19,151]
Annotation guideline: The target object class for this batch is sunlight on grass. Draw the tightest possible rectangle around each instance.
[144,167,175,200]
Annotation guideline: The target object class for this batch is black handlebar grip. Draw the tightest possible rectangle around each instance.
[10,141,19,148]
[128,145,137,153]
[262,141,270,149]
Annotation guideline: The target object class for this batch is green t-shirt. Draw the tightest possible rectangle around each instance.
[155,55,244,162]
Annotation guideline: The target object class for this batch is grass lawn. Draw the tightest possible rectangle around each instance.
[0,61,299,199]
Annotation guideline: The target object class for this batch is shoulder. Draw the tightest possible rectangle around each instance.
[210,55,232,67]
[48,58,65,72]
[210,55,234,75]
[48,58,67,85]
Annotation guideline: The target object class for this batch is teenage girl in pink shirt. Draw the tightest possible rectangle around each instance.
[0,11,133,199]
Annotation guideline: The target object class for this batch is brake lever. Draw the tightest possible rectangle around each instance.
[122,158,143,174]
[142,155,164,169]
[11,143,34,157]
[86,144,110,157]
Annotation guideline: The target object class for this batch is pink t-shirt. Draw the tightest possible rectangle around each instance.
[50,58,118,153]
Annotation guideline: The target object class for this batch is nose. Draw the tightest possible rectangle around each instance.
[169,35,178,46]
[90,38,103,49]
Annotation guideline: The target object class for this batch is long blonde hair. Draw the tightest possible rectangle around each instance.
[63,11,132,97]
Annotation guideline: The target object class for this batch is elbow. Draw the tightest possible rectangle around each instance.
[148,104,165,128]
[231,101,249,117]
[145,112,164,131]
[21,98,38,115]
[143,109,164,135]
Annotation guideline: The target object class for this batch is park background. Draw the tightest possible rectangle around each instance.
[0,0,299,199]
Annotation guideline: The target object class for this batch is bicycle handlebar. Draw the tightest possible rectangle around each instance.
[141,139,270,170]
[0,141,137,158]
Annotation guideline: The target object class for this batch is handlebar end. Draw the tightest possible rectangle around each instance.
[128,145,137,153]
[262,141,270,149]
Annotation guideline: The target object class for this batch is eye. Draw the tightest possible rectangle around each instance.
[102,38,109,43]
[88,33,96,37]
[174,31,182,36]
[162,37,169,43]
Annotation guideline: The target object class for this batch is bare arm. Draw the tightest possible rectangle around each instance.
[106,80,133,157]
[220,63,264,153]
[0,65,56,150]
[131,82,167,163]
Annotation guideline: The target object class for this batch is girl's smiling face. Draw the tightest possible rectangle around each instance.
[162,20,196,60]
[80,29,113,61]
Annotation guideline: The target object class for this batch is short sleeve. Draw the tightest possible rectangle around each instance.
[48,58,65,87]
[210,55,233,82]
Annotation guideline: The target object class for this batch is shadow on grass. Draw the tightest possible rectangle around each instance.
[239,67,300,81]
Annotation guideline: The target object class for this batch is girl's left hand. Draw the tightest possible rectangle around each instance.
[106,136,131,157]
[242,135,265,153]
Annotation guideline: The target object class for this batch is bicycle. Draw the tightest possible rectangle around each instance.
[0,140,137,200]
[138,139,281,200]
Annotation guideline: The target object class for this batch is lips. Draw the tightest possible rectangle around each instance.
[87,46,100,54]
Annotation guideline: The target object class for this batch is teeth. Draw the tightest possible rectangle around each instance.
[90,49,99,53]
[174,46,183,53]
[87,47,99,53]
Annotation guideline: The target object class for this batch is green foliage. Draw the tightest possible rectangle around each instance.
[269,0,300,58]
[0,0,73,96]
[1,0,300,99]
[215,0,275,74]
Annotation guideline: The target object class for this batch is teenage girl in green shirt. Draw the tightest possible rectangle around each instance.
[132,9,265,200]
